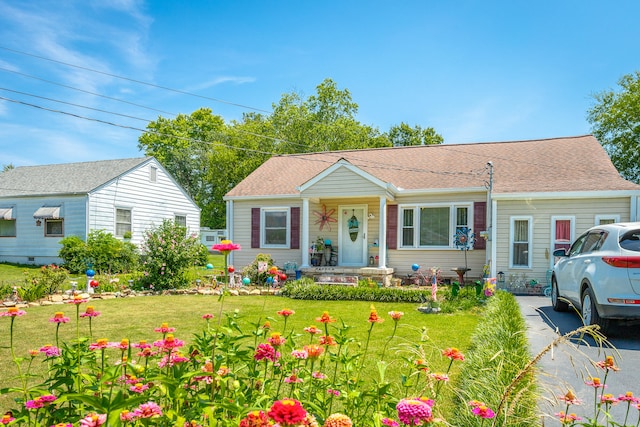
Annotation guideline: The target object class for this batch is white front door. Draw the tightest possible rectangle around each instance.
[338,205,368,266]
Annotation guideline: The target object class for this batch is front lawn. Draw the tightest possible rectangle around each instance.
[1,293,479,425]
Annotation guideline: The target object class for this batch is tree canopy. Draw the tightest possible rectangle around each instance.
[138,78,443,228]
[588,71,640,183]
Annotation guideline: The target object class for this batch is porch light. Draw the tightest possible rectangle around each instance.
[497,271,505,289]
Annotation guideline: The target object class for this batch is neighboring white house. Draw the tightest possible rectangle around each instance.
[223,135,640,286]
[0,157,200,265]
[200,227,227,248]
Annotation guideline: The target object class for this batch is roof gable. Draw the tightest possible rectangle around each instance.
[297,159,393,192]
[0,157,153,198]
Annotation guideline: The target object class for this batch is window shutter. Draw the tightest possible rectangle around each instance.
[251,208,260,248]
[474,201,487,249]
[290,207,300,249]
[386,204,398,250]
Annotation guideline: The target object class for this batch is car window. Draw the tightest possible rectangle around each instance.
[580,231,606,254]
[620,229,640,252]
[568,233,588,256]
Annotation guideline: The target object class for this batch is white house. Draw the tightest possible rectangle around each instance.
[223,135,640,286]
[0,157,200,265]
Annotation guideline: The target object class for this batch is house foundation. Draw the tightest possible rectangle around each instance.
[300,266,395,287]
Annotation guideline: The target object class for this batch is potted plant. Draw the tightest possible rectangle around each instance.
[310,237,325,266]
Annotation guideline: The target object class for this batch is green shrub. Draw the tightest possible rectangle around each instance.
[58,230,138,274]
[241,253,276,285]
[138,220,203,291]
[17,264,68,302]
[450,291,539,426]
[281,280,435,302]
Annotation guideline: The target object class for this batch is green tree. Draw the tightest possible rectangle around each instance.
[2,163,14,172]
[387,122,444,146]
[587,71,640,182]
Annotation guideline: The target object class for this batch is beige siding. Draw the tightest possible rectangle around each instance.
[494,197,632,285]
[303,168,386,198]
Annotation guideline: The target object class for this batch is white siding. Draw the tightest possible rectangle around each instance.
[0,196,86,265]
[88,160,200,246]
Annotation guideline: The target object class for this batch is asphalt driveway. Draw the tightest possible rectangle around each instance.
[517,295,640,426]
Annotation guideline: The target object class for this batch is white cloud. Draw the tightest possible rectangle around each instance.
[186,76,257,92]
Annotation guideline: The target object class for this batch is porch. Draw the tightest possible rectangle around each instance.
[300,266,395,286]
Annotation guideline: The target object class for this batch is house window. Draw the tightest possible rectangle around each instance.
[0,219,16,237]
[150,166,157,182]
[552,217,574,252]
[595,215,619,225]
[262,208,289,247]
[510,217,532,268]
[175,215,187,227]
[400,203,471,248]
[115,208,132,237]
[45,219,64,237]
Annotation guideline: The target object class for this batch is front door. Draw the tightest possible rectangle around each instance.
[338,205,368,266]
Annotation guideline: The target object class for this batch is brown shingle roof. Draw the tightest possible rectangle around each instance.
[226,135,640,198]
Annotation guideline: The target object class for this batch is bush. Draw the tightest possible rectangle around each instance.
[281,280,435,303]
[241,253,276,285]
[138,220,203,291]
[17,264,68,302]
[58,230,138,274]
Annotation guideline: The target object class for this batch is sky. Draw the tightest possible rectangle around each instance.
[1,1,640,167]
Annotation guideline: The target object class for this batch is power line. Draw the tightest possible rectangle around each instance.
[0,45,272,114]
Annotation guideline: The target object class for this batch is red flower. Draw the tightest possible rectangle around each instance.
[319,335,336,346]
[277,308,295,317]
[368,306,384,323]
[268,398,307,426]
[442,347,465,361]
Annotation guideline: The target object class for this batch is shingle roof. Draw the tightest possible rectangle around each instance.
[0,157,152,197]
[226,135,640,197]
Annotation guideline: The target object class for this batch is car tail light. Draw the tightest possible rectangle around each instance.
[601,256,640,268]
[607,298,640,304]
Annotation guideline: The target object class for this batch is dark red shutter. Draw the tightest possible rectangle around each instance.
[290,207,300,249]
[386,204,398,250]
[251,208,260,248]
[474,201,486,250]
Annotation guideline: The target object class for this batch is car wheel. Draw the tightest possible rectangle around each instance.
[581,287,610,333]
[551,276,569,312]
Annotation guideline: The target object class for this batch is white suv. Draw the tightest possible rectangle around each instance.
[551,222,640,332]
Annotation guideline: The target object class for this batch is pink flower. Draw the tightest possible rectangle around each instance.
[80,306,101,318]
[601,394,619,405]
[388,311,404,321]
[133,402,162,418]
[396,398,433,425]
[327,389,340,396]
[618,392,640,403]
[25,398,44,409]
[1,307,26,317]
[39,344,61,357]
[471,404,496,419]
[79,413,106,427]
[202,313,214,320]
[556,411,582,424]
[1,414,15,425]
[67,295,88,305]
[153,334,184,350]
[120,410,137,422]
[596,356,620,372]
[558,390,582,405]
[291,349,308,359]
[133,340,151,349]
[381,417,399,427]
[304,325,321,334]
[49,312,70,323]
[268,332,286,347]
[211,240,241,254]
[312,371,326,380]
[429,373,449,382]
[129,383,150,393]
[585,377,606,389]
[277,308,295,317]
[442,347,464,361]
[254,343,278,362]
[154,323,176,334]
[284,374,303,384]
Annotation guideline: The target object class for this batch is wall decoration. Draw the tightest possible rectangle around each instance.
[313,204,337,231]
[348,209,360,242]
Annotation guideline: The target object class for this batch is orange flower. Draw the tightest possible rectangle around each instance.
[368,305,383,323]
[388,311,404,321]
[304,325,320,334]
[323,413,353,427]
[277,308,295,317]
[596,355,620,372]
[319,335,336,346]
[316,312,336,324]
[304,344,324,359]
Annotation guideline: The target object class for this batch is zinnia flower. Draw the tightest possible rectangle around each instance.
[471,404,496,419]
[291,349,308,359]
[79,413,107,427]
[442,347,464,361]
[1,414,15,425]
[601,394,619,405]
[49,312,70,323]
[268,332,286,347]
[316,312,336,323]
[239,410,270,427]
[304,325,321,334]
[618,391,640,403]
[154,322,176,334]
[585,377,606,388]
[153,334,184,350]
[51,424,73,427]
[319,335,336,346]
[129,383,150,393]
[396,398,433,425]
[202,313,214,319]
[388,311,404,321]
[268,398,307,426]
[381,417,399,427]
[120,410,137,422]
[558,390,582,405]
[304,344,324,359]
[254,343,278,362]
[556,411,581,424]
[133,402,162,418]
[596,355,620,372]
[80,306,101,318]
[368,306,383,323]
[1,307,26,317]
[277,308,295,317]
[39,344,61,357]
[323,413,353,427]
[68,295,88,305]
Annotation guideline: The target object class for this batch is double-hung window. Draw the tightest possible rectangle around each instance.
[115,208,132,237]
[0,207,15,237]
[45,219,64,237]
[400,203,471,248]
[174,215,187,227]
[262,208,289,248]
[510,216,532,268]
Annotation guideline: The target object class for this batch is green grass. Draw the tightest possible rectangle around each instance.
[1,294,479,411]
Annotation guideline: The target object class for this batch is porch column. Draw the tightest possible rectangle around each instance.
[378,196,387,268]
[301,198,310,268]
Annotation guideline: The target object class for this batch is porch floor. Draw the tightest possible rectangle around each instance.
[300,266,395,286]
